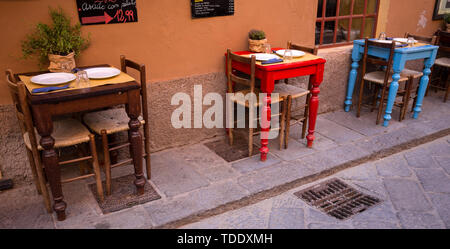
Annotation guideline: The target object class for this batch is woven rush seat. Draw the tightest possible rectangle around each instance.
[230,89,282,107]
[230,84,308,108]
[435,57,450,68]
[273,83,309,99]
[399,68,423,78]
[363,71,408,84]
[24,118,91,151]
[83,108,145,135]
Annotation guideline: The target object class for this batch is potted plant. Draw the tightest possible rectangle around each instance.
[22,7,90,72]
[444,13,450,32]
[248,29,267,53]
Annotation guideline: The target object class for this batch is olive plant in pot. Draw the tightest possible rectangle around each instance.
[248,29,267,53]
[22,8,90,72]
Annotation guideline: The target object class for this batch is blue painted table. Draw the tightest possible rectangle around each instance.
[344,39,438,127]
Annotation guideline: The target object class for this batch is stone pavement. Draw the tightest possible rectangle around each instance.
[0,92,449,229]
[182,135,450,229]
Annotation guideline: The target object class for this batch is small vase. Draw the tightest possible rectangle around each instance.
[48,52,76,72]
[249,38,267,53]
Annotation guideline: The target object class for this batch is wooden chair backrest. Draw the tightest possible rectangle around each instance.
[120,55,149,122]
[404,32,437,45]
[435,31,450,53]
[362,38,396,86]
[287,41,319,55]
[5,70,41,155]
[226,49,256,94]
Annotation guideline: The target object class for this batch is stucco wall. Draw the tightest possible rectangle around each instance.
[385,0,442,37]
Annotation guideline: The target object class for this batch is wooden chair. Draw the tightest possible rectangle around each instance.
[357,39,412,124]
[404,32,437,45]
[427,31,450,102]
[226,49,309,155]
[282,41,318,147]
[83,55,150,195]
[5,70,105,212]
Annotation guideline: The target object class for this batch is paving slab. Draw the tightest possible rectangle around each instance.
[427,193,450,228]
[314,117,365,144]
[267,138,316,161]
[268,208,305,229]
[397,211,445,229]
[434,156,450,174]
[232,153,281,174]
[383,178,433,212]
[150,149,210,197]
[375,154,412,178]
[413,168,450,194]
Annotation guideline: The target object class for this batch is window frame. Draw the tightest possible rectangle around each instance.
[316,0,381,48]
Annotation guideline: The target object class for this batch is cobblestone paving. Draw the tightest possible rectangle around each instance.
[0,93,449,228]
[182,136,450,229]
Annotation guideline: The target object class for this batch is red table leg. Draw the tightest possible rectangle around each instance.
[259,93,271,161]
[307,64,324,148]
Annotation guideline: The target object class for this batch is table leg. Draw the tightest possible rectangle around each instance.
[33,108,66,221]
[259,93,271,161]
[413,59,434,119]
[383,71,401,127]
[307,67,323,147]
[345,46,362,112]
[126,89,146,195]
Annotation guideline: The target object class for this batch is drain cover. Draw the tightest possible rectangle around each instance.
[294,178,382,220]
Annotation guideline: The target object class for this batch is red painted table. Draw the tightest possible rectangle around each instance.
[227,49,326,161]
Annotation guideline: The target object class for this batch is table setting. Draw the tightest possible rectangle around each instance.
[19,66,133,94]
[244,44,315,65]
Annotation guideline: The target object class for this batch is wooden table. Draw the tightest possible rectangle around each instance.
[228,49,326,161]
[345,39,439,126]
[15,65,146,221]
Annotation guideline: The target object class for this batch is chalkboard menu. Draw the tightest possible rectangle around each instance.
[76,0,138,25]
[191,0,234,18]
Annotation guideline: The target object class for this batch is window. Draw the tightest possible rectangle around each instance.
[316,0,380,47]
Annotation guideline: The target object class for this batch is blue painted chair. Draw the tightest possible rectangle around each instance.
[357,39,415,124]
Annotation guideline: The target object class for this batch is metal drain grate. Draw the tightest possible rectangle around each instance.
[294,178,382,220]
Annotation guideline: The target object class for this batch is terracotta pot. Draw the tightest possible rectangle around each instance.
[248,38,267,53]
[48,52,76,72]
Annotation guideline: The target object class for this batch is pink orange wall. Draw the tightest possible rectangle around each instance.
[385,0,442,37]
[0,0,316,105]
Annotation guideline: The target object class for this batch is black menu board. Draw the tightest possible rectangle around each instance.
[191,0,234,18]
[76,0,138,25]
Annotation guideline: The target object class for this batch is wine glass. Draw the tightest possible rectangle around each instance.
[283,49,293,62]
[378,32,387,40]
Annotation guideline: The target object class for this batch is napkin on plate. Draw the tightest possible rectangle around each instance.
[31,85,70,94]
[261,58,284,65]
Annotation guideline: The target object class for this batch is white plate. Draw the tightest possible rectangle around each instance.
[30,73,76,86]
[275,49,306,58]
[393,38,418,43]
[84,67,121,79]
[249,53,280,61]
[374,40,402,45]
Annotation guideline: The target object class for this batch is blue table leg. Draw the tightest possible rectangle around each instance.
[345,47,362,112]
[413,59,433,119]
[383,71,401,127]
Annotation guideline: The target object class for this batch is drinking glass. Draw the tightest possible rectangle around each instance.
[378,32,387,40]
[264,44,272,54]
[283,49,293,62]
[407,37,415,47]
[76,70,90,88]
